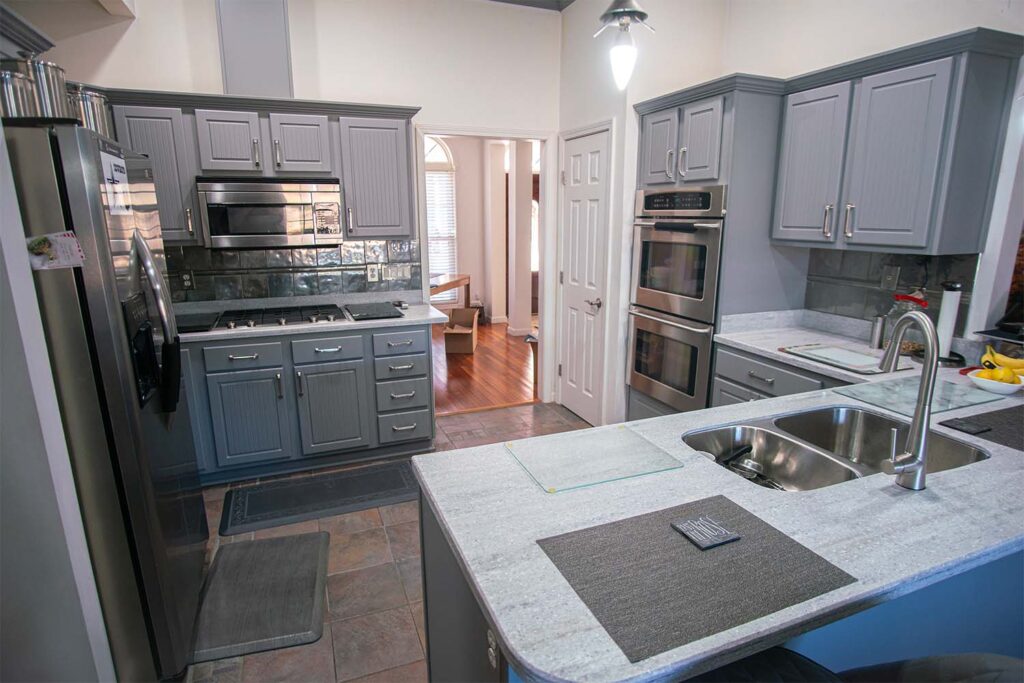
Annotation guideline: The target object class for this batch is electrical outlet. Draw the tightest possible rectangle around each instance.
[880,265,900,291]
[180,271,194,290]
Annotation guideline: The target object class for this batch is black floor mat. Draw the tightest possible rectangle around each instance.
[220,460,419,536]
[192,532,329,662]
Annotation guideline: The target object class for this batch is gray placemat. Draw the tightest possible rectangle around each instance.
[192,532,329,662]
[940,404,1024,451]
[537,496,855,663]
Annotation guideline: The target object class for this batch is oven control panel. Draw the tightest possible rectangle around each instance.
[644,192,711,212]
[635,185,726,218]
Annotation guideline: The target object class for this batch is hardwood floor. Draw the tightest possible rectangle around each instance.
[431,321,535,416]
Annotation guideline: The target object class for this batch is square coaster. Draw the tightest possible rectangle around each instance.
[671,515,740,550]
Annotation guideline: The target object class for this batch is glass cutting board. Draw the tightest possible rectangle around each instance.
[506,426,683,493]
[835,377,1003,417]
[781,343,911,374]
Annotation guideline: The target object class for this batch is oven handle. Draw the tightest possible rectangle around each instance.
[628,308,712,336]
[635,220,722,230]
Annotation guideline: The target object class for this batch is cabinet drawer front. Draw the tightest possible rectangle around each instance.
[376,377,430,412]
[373,329,428,356]
[715,348,824,397]
[292,335,363,364]
[374,353,428,380]
[378,409,432,444]
[204,342,283,372]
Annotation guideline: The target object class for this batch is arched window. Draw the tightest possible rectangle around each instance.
[424,136,458,302]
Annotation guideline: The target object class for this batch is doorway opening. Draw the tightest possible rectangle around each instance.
[419,134,544,416]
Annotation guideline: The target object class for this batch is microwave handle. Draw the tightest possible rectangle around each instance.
[629,308,712,336]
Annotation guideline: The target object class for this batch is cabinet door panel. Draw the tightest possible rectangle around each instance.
[639,109,679,186]
[771,83,851,243]
[113,105,199,243]
[206,368,292,467]
[195,109,263,172]
[269,113,331,172]
[841,58,953,248]
[711,377,766,407]
[679,97,723,182]
[295,360,371,455]
[339,117,413,238]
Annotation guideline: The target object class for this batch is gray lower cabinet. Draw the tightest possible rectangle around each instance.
[206,367,293,468]
[195,109,264,172]
[679,96,723,182]
[295,360,371,455]
[269,113,331,173]
[711,345,848,405]
[112,105,200,244]
[711,377,767,407]
[339,117,414,238]
[771,82,851,243]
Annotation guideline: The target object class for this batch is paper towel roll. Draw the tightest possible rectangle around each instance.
[936,281,963,358]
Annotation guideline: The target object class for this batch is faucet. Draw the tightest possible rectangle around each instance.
[877,310,940,490]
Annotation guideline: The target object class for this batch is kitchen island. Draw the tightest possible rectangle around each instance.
[412,374,1024,682]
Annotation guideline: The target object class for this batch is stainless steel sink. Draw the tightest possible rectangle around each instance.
[682,405,990,492]
[682,425,859,492]
[773,406,990,474]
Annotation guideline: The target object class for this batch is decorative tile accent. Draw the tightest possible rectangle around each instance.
[266,249,293,268]
[293,272,318,296]
[341,242,366,265]
[318,271,342,294]
[292,248,318,267]
[388,240,412,263]
[317,247,342,267]
[364,241,387,263]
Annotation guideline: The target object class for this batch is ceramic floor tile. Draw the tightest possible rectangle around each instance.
[328,527,393,574]
[319,508,383,537]
[327,562,406,621]
[190,656,243,683]
[385,522,420,560]
[396,556,422,603]
[252,520,319,541]
[240,623,335,683]
[331,606,423,682]
[202,485,229,504]
[345,660,427,683]
[205,498,224,536]
[410,601,426,652]
[379,501,418,527]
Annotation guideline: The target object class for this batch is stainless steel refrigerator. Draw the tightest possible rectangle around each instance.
[4,121,207,680]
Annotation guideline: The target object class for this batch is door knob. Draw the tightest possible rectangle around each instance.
[585,298,602,310]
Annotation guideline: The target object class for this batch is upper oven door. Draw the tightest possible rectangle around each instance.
[631,219,722,324]
[626,306,712,413]
[199,189,315,248]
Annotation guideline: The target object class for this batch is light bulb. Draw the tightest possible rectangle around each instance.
[609,28,636,91]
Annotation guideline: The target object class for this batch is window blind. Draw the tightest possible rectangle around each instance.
[426,170,458,303]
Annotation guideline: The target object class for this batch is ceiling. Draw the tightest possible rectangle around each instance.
[487,0,577,11]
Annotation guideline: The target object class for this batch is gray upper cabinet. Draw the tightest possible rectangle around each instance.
[339,117,413,238]
[678,96,723,182]
[269,113,331,173]
[112,105,200,244]
[295,360,371,455]
[639,109,679,186]
[771,83,852,243]
[195,109,264,172]
[840,58,953,249]
[206,367,293,468]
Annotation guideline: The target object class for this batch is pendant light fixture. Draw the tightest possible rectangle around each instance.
[594,0,654,91]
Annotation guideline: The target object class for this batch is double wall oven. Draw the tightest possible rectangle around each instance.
[197,178,344,248]
[627,185,725,413]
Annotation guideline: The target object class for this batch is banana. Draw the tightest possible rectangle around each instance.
[981,345,999,369]
[990,347,1024,370]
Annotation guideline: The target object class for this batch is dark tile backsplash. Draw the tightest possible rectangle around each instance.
[804,249,978,336]
[167,240,423,302]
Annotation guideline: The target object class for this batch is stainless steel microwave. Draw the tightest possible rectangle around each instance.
[197,178,344,249]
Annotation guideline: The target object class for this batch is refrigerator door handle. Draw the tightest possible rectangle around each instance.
[133,231,181,411]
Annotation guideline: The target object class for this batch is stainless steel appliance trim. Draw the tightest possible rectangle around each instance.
[131,231,178,339]
[634,184,727,218]
[208,234,317,249]
[626,305,713,412]
[196,180,340,193]
[200,191,312,205]
[630,220,722,324]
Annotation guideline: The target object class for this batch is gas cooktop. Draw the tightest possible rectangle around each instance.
[218,305,346,329]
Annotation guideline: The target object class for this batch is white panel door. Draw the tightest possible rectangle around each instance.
[559,130,610,426]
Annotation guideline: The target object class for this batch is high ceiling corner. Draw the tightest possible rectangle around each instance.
[487,0,576,12]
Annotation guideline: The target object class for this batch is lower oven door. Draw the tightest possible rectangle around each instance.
[627,305,713,412]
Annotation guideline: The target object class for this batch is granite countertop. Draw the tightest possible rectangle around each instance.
[177,303,448,343]
[412,378,1024,682]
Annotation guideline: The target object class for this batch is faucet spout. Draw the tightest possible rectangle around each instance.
[878,310,940,491]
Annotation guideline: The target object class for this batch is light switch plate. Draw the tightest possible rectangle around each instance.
[881,265,901,291]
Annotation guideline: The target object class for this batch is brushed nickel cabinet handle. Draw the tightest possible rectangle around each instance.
[275,372,283,398]
[747,370,775,385]
[392,423,418,432]
[252,138,261,169]
[665,149,675,179]
[390,391,416,400]
[314,346,341,353]
[228,353,259,361]
[822,204,833,239]
[347,207,354,234]
[185,207,194,235]
[387,340,413,347]
[678,146,687,177]
[274,139,282,167]
[843,203,855,238]
[389,363,415,371]
[296,371,304,396]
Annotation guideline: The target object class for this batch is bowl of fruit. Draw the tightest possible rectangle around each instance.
[968,346,1024,395]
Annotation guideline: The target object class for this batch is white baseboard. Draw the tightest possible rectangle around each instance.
[506,326,532,336]
[489,315,508,324]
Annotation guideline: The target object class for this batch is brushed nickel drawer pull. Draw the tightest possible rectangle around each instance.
[387,340,414,347]
[274,139,282,167]
[678,146,687,177]
[314,346,341,353]
[665,149,675,179]
[822,204,833,238]
[843,203,855,238]
[747,370,775,385]
[228,353,259,361]
[389,363,415,371]
[390,391,416,400]
[252,138,261,169]
[185,207,194,235]
[392,423,418,432]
